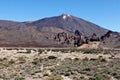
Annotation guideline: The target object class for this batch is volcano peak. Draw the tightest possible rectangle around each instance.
[61,14,71,19]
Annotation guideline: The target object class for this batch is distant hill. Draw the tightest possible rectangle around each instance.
[0,14,119,48]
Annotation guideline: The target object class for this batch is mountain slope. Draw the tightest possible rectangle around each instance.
[0,14,119,48]
[29,14,108,36]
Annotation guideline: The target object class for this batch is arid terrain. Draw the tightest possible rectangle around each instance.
[0,14,120,80]
[0,0,120,80]
[0,48,120,80]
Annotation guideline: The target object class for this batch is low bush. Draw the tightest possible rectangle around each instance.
[44,75,63,80]
[47,56,57,59]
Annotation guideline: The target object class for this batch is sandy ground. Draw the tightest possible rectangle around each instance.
[0,48,119,80]
[0,48,112,61]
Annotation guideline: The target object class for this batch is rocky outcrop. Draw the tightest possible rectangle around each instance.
[100,31,120,48]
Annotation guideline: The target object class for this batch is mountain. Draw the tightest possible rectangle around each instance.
[28,14,108,36]
[0,14,118,48]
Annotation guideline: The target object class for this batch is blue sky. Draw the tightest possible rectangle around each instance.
[0,0,120,32]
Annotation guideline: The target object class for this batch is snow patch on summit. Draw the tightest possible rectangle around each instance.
[63,15,67,19]
[62,14,71,20]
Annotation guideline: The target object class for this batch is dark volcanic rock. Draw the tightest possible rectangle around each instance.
[100,31,120,48]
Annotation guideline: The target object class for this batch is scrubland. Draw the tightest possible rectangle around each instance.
[0,48,120,80]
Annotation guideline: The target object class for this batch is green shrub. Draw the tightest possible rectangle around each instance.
[18,56,26,64]
[32,58,40,65]
[9,59,15,64]
[92,74,110,80]
[15,76,25,80]
[26,49,31,53]
[100,58,107,62]
[48,56,57,59]
[90,58,97,61]
[83,57,89,61]
[38,49,43,54]
[44,75,63,80]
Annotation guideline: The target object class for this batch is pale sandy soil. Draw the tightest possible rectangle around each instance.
[0,48,111,61]
[40,50,111,61]
[78,42,100,49]
[0,48,119,80]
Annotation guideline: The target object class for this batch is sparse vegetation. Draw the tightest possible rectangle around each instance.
[0,48,120,80]
[47,56,57,59]
[44,75,63,80]
[18,56,26,64]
